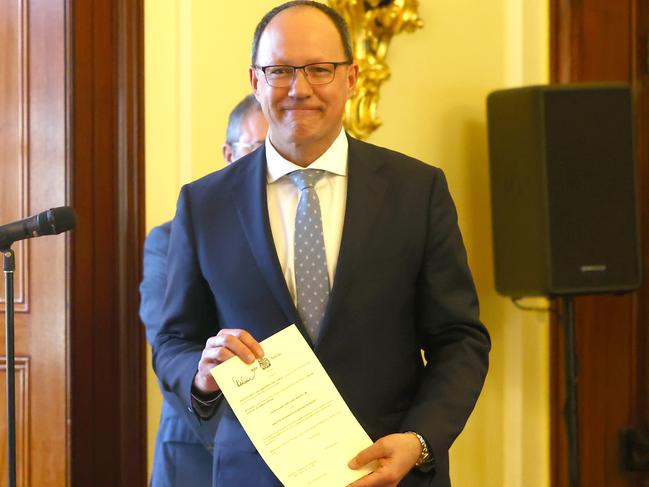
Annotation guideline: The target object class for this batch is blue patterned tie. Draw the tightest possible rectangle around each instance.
[287,169,330,341]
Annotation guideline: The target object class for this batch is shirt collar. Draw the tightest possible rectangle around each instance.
[265,128,348,183]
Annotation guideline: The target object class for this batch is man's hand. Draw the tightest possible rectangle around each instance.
[192,328,264,394]
[346,433,422,487]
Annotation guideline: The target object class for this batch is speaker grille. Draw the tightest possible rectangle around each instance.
[487,84,641,297]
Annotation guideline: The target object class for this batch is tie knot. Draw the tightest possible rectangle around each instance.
[287,169,326,191]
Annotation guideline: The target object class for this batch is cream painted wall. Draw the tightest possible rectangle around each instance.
[144,1,179,476]
[145,1,550,485]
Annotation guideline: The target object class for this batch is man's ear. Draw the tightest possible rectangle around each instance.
[223,143,234,164]
[346,63,359,100]
[250,65,260,95]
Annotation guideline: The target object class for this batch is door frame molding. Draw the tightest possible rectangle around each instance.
[67,0,146,484]
[549,0,649,485]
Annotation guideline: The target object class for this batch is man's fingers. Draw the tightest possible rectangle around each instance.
[229,329,264,358]
[219,334,257,363]
[346,434,421,487]
[346,470,397,487]
[200,346,235,366]
[348,441,385,469]
[196,328,262,395]
[205,328,264,364]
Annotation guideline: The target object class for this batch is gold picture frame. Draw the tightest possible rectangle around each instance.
[329,0,423,139]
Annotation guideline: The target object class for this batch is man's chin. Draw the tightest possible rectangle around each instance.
[279,122,320,142]
[282,112,320,127]
[271,120,341,151]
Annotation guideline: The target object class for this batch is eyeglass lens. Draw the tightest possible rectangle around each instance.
[264,63,338,87]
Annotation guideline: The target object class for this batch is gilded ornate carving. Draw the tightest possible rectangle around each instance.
[328,0,423,139]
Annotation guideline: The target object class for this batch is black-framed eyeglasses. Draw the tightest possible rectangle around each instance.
[255,61,352,88]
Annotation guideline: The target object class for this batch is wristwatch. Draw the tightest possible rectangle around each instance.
[407,431,433,466]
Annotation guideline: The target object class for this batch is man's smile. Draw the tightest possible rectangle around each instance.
[282,106,322,112]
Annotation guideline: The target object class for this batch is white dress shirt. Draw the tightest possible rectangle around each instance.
[265,129,348,305]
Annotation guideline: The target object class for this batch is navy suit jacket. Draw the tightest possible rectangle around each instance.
[140,222,216,486]
[153,136,491,487]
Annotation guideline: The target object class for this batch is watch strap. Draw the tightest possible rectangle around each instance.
[406,431,432,466]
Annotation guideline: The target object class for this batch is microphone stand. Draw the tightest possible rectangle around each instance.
[0,207,75,487]
[2,247,16,487]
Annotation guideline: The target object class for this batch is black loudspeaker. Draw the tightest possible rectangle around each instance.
[487,84,641,297]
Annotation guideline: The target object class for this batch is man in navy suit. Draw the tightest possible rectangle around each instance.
[140,94,268,486]
[154,2,491,486]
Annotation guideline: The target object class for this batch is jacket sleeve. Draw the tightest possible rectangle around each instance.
[400,168,491,464]
[141,217,220,448]
[152,185,220,426]
[139,222,172,345]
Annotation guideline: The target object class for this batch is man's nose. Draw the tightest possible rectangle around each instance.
[288,68,313,97]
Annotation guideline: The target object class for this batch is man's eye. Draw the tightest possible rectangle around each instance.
[267,67,293,77]
[308,65,333,75]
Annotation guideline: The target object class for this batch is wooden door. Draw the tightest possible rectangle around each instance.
[0,0,67,484]
[1,0,147,485]
[550,0,649,486]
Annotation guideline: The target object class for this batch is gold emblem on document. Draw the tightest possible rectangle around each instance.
[258,357,271,370]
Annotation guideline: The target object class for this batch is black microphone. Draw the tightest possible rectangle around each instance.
[0,206,77,251]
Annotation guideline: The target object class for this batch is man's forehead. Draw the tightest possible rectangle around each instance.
[264,6,336,32]
[256,7,345,63]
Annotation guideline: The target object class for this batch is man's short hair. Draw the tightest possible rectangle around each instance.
[251,1,353,65]
[225,94,263,145]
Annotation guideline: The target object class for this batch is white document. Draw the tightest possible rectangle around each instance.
[211,324,376,487]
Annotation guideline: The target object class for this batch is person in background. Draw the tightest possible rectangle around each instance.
[223,94,268,164]
[139,94,268,487]
[154,2,491,486]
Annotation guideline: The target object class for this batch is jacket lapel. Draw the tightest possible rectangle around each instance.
[315,137,388,348]
[231,149,302,332]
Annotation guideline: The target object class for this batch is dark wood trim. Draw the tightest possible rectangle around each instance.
[550,0,575,83]
[631,0,649,430]
[116,0,146,481]
[67,0,146,485]
[550,0,649,485]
